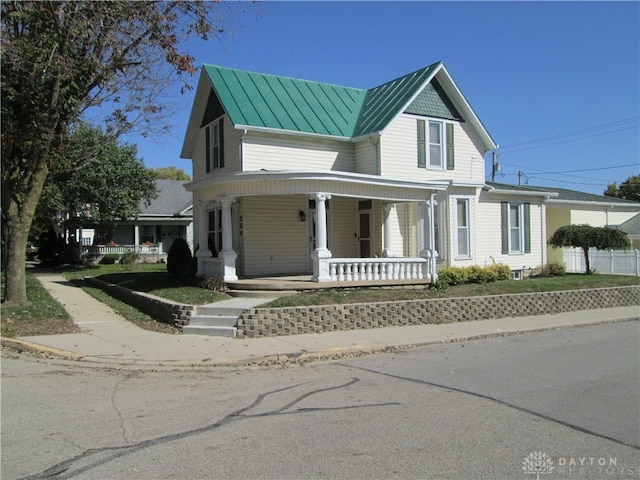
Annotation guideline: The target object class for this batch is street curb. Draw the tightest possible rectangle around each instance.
[1,338,86,361]
[3,317,637,368]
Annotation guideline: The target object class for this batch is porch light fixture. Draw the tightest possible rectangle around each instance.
[299,210,306,222]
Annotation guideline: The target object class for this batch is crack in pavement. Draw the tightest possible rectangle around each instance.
[339,363,640,451]
[19,376,397,480]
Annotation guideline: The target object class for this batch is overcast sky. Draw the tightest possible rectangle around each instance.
[123,1,639,195]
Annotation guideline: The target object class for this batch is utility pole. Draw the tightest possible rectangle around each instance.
[491,151,500,182]
[518,170,523,186]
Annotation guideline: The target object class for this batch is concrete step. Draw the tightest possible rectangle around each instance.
[182,325,236,337]
[196,306,247,317]
[188,314,238,328]
[227,289,295,299]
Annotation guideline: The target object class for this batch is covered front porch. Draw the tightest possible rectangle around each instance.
[187,171,448,285]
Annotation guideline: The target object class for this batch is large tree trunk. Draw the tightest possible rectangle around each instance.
[2,162,49,305]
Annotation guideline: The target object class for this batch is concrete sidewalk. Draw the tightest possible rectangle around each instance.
[3,272,638,367]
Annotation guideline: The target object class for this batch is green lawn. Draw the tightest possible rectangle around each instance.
[2,262,638,339]
[264,273,640,307]
[1,271,78,338]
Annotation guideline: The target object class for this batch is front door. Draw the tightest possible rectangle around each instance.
[358,201,373,258]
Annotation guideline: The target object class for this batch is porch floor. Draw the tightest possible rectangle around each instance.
[227,275,431,292]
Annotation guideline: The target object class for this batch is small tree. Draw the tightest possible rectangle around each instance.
[167,237,194,279]
[548,224,630,274]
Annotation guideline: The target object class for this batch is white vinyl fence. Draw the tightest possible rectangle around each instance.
[563,248,640,276]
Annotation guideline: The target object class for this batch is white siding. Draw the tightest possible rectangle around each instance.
[330,197,358,258]
[354,140,378,175]
[242,196,308,276]
[379,115,486,183]
[191,115,241,181]
[243,132,355,172]
[474,194,546,271]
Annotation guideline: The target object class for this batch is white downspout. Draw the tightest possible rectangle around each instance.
[429,192,438,282]
[239,129,247,171]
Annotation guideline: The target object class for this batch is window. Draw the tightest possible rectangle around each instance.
[455,198,471,259]
[205,118,224,173]
[501,202,531,254]
[417,119,454,170]
[208,208,222,256]
[141,225,154,244]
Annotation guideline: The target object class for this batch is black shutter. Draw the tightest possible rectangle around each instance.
[219,118,225,168]
[501,202,509,254]
[417,120,426,168]
[524,203,531,253]
[446,123,455,170]
[205,125,211,173]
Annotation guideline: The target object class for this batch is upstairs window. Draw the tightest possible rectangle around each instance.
[205,118,224,173]
[417,119,455,170]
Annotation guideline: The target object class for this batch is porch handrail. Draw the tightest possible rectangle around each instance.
[327,257,430,282]
[81,244,162,255]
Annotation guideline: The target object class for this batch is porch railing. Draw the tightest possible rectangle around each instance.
[81,243,163,256]
[328,257,430,282]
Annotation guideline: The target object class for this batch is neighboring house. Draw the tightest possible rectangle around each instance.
[616,213,640,249]
[65,179,193,255]
[180,62,552,283]
[488,184,640,263]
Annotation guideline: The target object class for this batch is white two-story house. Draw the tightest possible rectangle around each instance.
[181,61,550,283]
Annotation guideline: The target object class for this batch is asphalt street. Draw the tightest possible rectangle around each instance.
[2,321,638,480]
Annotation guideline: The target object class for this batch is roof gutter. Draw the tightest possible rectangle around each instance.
[234,124,352,142]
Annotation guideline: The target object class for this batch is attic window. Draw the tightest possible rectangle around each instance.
[205,118,224,173]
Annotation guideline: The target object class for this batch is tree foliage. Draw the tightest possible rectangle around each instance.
[604,175,640,202]
[548,224,630,274]
[54,123,158,242]
[1,1,234,304]
[153,166,191,181]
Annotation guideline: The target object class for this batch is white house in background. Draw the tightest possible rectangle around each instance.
[180,61,552,283]
[486,184,640,263]
[65,179,193,255]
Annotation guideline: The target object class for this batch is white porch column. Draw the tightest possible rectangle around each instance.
[311,192,332,282]
[195,201,212,276]
[382,203,397,257]
[134,225,140,246]
[419,198,439,282]
[219,196,238,282]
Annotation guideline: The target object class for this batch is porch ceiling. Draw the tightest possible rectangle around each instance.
[186,170,449,203]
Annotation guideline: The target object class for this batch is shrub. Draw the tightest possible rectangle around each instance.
[100,253,120,265]
[436,263,512,287]
[532,262,566,278]
[167,238,194,279]
[197,276,227,292]
[119,252,139,265]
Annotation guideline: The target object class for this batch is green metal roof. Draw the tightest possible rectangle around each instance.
[202,62,450,139]
[352,62,441,137]
[203,65,366,138]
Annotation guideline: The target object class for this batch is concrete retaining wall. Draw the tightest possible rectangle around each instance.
[235,286,640,338]
[84,277,194,326]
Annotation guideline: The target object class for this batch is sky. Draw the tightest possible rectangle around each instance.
[122,1,639,195]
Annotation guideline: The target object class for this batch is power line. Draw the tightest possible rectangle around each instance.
[497,117,639,152]
[495,161,637,184]
[498,125,638,154]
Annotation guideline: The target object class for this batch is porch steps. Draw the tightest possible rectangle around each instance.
[181,298,275,337]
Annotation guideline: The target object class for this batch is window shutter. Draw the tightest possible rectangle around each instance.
[417,120,426,168]
[501,202,508,254]
[524,203,531,253]
[205,125,211,173]
[446,123,455,170]
[219,118,225,168]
